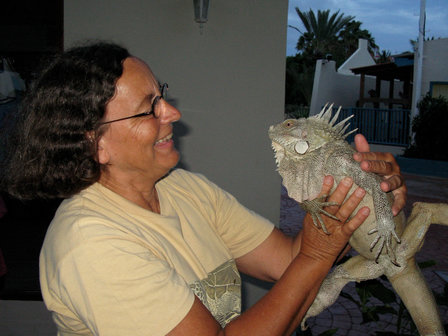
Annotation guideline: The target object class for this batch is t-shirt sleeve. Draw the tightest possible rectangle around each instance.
[51,235,195,336]
[178,171,275,259]
[211,186,275,258]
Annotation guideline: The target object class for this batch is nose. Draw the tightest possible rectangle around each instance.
[159,100,181,124]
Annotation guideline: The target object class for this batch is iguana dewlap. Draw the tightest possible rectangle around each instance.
[268,104,400,263]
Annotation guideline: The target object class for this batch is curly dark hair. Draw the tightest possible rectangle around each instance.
[1,42,130,200]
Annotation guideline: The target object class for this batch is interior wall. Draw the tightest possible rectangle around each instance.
[65,0,288,309]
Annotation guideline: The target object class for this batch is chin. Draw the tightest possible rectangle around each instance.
[162,150,181,171]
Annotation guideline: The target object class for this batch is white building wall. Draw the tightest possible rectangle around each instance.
[421,38,448,95]
[338,39,376,75]
[310,60,360,115]
[64,0,287,310]
[310,39,403,116]
[421,38,448,94]
[412,38,448,119]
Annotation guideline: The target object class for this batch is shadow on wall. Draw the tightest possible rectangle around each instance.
[173,120,191,171]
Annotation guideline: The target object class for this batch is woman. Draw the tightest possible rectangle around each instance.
[2,42,406,335]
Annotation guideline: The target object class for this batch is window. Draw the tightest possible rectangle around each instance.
[430,82,448,99]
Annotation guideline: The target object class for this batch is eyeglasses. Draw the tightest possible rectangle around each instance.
[99,83,168,125]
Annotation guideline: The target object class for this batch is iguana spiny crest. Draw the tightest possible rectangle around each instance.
[269,104,357,163]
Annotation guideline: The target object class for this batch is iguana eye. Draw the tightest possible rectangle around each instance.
[283,120,294,128]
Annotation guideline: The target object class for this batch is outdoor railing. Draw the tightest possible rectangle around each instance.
[331,107,411,146]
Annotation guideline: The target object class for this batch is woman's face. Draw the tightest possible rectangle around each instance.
[97,57,181,182]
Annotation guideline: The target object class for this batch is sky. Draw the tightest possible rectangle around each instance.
[286,0,448,56]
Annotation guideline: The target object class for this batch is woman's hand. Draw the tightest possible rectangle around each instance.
[353,134,407,216]
[299,176,370,263]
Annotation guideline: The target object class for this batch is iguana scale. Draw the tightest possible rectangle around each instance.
[269,105,448,335]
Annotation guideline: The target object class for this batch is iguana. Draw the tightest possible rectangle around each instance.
[269,105,448,335]
[269,104,400,264]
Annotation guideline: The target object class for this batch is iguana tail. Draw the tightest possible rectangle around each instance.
[388,260,445,336]
[386,202,448,336]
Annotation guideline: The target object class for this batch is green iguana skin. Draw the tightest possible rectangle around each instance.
[269,105,448,335]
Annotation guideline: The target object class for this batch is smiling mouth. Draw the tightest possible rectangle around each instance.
[155,133,173,145]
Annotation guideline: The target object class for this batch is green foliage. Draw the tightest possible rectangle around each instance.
[285,54,315,107]
[289,8,377,66]
[286,8,378,113]
[285,104,310,120]
[341,278,398,325]
[377,50,392,64]
[289,8,355,61]
[335,20,377,64]
[404,94,448,161]
[339,260,444,336]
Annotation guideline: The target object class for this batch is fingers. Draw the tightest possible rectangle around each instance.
[381,175,407,216]
[325,179,369,236]
[318,175,334,198]
[353,152,397,176]
[319,177,366,219]
[352,146,408,216]
[300,178,370,262]
[342,206,370,236]
[391,185,407,216]
[380,175,404,192]
[354,134,370,153]
[326,177,353,214]
[336,187,366,222]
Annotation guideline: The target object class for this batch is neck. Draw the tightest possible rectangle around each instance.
[98,171,161,213]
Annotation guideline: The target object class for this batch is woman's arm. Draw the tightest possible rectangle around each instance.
[167,176,369,335]
[167,135,406,335]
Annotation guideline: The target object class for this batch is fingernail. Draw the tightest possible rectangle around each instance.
[342,177,352,186]
[324,176,333,185]
[392,207,398,216]
[361,207,370,215]
[355,188,365,197]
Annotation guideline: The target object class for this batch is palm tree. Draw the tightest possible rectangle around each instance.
[338,20,377,59]
[377,50,392,64]
[285,8,378,111]
[289,8,355,59]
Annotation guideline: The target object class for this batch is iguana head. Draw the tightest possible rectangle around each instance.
[268,104,357,163]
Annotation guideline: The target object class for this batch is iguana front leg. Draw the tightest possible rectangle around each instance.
[300,196,339,234]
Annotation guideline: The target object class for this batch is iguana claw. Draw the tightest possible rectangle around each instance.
[301,196,340,234]
[368,227,401,266]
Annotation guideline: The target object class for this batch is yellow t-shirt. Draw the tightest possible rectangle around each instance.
[40,169,274,335]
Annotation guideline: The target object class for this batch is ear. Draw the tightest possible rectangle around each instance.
[86,131,110,165]
[294,140,309,155]
[96,136,110,165]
